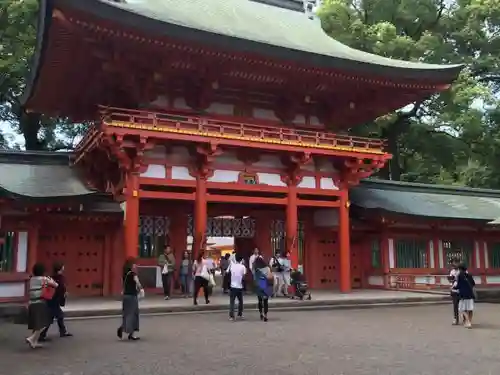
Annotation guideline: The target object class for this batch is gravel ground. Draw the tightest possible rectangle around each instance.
[1,303,499,375]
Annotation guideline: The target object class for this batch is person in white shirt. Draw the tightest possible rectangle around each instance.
[447,257,460,325]
[269,253,282,297]
[192,253,212,306]
[229,251,237,265]
[249,248,260,272]
[229,254,247,321]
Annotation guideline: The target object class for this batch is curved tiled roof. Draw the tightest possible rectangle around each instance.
[0,151,95,199]
[27,0,462,90]
[351,179,500,221]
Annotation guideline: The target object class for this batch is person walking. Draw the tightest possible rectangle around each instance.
[158,246,176,300]
[249,248,260,273]
[253,256,273,322]
[117,258,144,341]
[39,262,72,342]
[452,263,476,328]
[447,258,460,325]
[269,252,283,297]
[179,251,192,298]
[228,254,247,321]
[26,263,58,349]
[193,253,211,305]
[221,253,231,294]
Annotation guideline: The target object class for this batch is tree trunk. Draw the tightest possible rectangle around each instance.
[19,111,43,150]
[379,116,409,181]
[387,133,401,180]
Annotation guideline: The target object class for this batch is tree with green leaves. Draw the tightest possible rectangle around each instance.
[319,0,500,185]
[0,0,86,150]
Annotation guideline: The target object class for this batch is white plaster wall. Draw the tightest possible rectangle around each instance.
[368,276,384,286]
[315,159,335,172]
[388,239,395,268]
[141,164,166,179]
[309,116,321,126]
[473,276,482,285]
[253,155,284,169]
[428,240,435,269]
[298,176,315,189]
[148,95,168,108]
[156,267,162,288]
[475,241,481,268]
[320,177,338,190]
[16,231,28,273]
[313,209,339,227]
[168,146,191,164]
[257,173,286,186]
[207,102,234,115]
[301,163,315,172]
[171,166,195,180]
[484,242,489,269]
[292,114,306,125]
[208,170,240,183]
[173,97,190,110]
[438,240,444,269]
[214,151,245,166]
[144,145,167,159]
[415,276,435,285]
[0,282,25,298]
[486,276,500,284]
[253,108,278,121]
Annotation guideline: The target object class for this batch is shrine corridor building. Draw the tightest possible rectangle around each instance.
[2,0,500,302]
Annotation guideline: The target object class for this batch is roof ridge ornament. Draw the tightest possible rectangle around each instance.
[303,0,322,20]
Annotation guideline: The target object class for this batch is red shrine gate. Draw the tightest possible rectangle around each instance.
[20,0,460,294]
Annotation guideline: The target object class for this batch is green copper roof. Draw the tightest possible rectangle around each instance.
[55,0,462,80]
[0,151,94,199]
[351,180,500,221]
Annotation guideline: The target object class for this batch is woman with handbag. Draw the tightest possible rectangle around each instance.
[117,258,144,341]
[253,256,273,322]
[39,261,72,342]
[192,252,211,306]
[26,262,58,349]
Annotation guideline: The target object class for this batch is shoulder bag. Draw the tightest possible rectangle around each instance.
[41,277,55,301]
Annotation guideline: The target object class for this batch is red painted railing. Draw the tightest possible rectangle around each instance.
[99,106,387,153]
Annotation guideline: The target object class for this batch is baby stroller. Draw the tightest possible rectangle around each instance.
[290,270,311,300]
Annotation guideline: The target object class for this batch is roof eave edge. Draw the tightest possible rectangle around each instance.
[60,0,463,82]
[20,0,52,108]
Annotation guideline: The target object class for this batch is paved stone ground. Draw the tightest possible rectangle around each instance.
[1,304,499,375]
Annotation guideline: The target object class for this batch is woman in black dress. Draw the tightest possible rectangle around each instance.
[117,258,144,341]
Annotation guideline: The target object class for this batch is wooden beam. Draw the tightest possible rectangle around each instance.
[297,199,340,208]
[139,190,195,200]
[140,177,195,188]
[206,194,286,205]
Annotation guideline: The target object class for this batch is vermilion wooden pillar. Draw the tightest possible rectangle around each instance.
[339,189,351,293]
[254,214,271,259]
[286,184,299,269]
[381,231,390,288]
[193,176,207,260]
[27,225,39,275]
[124,172,140,259]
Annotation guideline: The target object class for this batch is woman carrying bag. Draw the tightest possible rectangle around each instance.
[253,256,274,322]
[26,263,58,348]
[192,252,211,306]
[117,258,144,341]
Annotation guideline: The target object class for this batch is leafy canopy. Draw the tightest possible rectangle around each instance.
[319,0,500,187]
